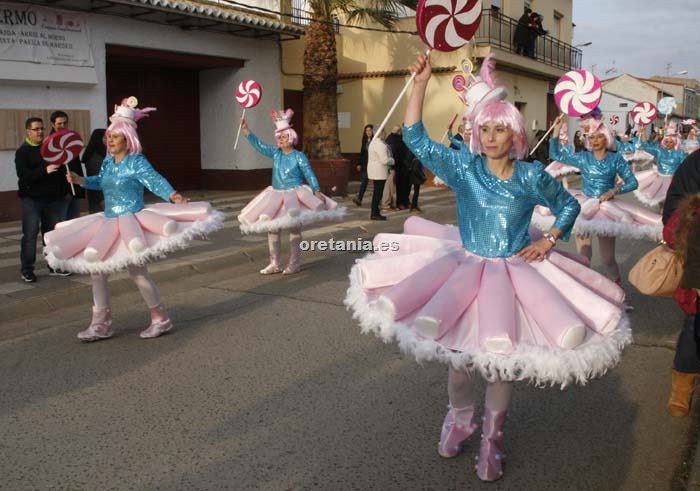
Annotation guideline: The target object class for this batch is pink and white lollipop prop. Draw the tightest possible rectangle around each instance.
[452,74,467,92]
[234,79,262,150]
[531,70,601,156]
[554,69,602,117]
[373,0,483,141]
[41,129,84,194]
[631,102,657,126]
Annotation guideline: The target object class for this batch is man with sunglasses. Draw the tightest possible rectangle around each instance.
[15,117,69,282]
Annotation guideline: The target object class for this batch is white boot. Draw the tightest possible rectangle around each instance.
[261,232,282,274]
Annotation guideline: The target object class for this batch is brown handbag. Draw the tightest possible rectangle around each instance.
[628,244,683,297]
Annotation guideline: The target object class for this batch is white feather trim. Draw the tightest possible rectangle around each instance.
[632,189,664,207]
[344,263,632,388]
[45,210,225,274]
[240,207,347,234]
[530,208,662,241]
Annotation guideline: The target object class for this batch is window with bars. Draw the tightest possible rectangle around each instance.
[291,0,311,26]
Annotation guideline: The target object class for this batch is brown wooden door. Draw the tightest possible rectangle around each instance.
[106,64,201,190]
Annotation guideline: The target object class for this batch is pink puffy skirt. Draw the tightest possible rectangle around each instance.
[633,167,673,207]
[532,189,662,241]
[44,202,224,274]
[545,160,579,178]
[345,217,631,387]
[238,185,346,234]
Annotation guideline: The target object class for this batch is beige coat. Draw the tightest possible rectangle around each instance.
[367,138,394,180]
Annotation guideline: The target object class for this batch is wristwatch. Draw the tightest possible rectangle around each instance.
[543,232,557,246]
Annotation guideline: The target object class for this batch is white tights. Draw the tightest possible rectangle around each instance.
[91,264,161,309]
[448,367,513,411]
[575,234,620,280]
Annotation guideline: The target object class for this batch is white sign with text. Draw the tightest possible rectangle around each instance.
[0,2,93,66]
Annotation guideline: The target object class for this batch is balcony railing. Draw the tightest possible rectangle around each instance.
[475,10,582,71]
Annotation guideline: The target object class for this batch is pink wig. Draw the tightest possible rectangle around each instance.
[470,100,529,160]
[583,120,614,150]
[106,120,142,155]
[663,135,682,150]
[274,127,298,147]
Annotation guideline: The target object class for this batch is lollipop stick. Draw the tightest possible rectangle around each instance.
[440,113,459,143]
[69,182,75,195]
[374,48,432,141]
[234,107,246,150]
[529,114,563,157]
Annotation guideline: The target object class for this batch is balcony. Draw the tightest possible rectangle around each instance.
[475,10,582,71]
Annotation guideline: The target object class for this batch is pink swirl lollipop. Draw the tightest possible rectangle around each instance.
[235,80,262,108]
[416,0,483,52]
[554,69,602,117]
[452,74,467,92]
[41,130,83,165]
[631,102,657,126]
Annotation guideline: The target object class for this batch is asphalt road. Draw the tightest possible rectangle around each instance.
[0,187,695,490]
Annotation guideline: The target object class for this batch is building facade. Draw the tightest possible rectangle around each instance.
[0,0,303,221]
[281,0,581,163]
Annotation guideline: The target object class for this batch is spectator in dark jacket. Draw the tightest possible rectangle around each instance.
[15,117,69,282]
[81,128,106,213]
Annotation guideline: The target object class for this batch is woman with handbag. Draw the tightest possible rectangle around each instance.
[662,150,700,417]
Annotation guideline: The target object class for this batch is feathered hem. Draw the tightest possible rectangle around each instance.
[239,207,347,234]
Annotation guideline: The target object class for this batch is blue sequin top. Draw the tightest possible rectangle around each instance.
[616,136,640,154]
[85,153,174,218]
[403,122,580,258]
[549,137,638,198]
[640,143,686,175]
[247,133,320,192]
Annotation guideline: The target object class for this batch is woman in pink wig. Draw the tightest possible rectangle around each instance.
[345,54,631,481]
[634,121,690,207]
[238,109,345,274]
[45,97,224,341]
[535,116,663,284]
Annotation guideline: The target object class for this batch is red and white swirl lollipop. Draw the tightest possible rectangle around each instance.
[609,114,620,126]
[236,79,262,109]
[234,79,263,150]
[417,0,483,52]
[375,0,483,140]
[41,129,84,194]
[554,69,602,117]
[631,101,657,126]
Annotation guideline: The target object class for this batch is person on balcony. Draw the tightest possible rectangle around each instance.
[513,6,532,56]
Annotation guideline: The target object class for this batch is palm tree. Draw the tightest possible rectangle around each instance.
[302,0,416,160]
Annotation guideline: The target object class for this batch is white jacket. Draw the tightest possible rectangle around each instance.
[367,138,394,180]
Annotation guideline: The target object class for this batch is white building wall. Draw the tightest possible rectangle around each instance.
[0,10,282,192]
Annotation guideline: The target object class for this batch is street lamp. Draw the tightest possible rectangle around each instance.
[575,41,592,47]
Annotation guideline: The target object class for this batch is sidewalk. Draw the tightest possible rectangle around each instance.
[0,185,450,323]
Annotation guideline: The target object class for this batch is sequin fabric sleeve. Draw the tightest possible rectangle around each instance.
[84,175,102,190]
[613,153,638,194]
[549,137,583,168]
[295,151,320,192]
[532,164,580,240]
[247,132,277,159]
[133,154,175,202]
[640,141,661,160]
[403,121,476,187]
